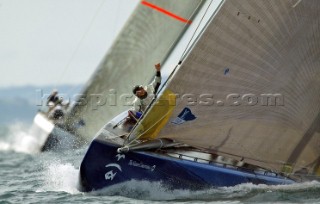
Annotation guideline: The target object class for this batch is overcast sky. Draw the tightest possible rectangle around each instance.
[0,0,139,88]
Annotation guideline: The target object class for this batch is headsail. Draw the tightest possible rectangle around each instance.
[130,0,320,175]
[66,0,205,141]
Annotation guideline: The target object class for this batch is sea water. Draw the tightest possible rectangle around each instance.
[0,122,320,204]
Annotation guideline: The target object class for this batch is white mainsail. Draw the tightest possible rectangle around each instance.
[129,0,320,176]
[66,0,205,141]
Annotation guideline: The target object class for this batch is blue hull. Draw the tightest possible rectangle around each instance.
[78,135,294,192]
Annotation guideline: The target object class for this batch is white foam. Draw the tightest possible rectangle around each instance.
[89,179,320,201]
[38,160,81,195]
[224,180,320,192]
[0,122,40,154]
[91,179,225,201]
[0,141,11,151]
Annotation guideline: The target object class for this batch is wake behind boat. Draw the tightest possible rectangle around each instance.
[78,0,320,192]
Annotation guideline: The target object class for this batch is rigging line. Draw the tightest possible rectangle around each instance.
[179,0,215,62]
[54,0,107,88]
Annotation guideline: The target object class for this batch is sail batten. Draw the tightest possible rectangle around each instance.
[132,0,320,174]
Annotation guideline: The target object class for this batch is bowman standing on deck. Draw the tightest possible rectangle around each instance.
[129,63,162,120]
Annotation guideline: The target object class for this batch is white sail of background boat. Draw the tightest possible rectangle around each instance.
[29,1,139,152]
[78,0,320,192]
[66,0,206,142]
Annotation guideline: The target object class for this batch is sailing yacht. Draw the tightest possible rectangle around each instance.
[78,0,320,192]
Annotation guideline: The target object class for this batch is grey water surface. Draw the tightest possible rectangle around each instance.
[0,123,319,204]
